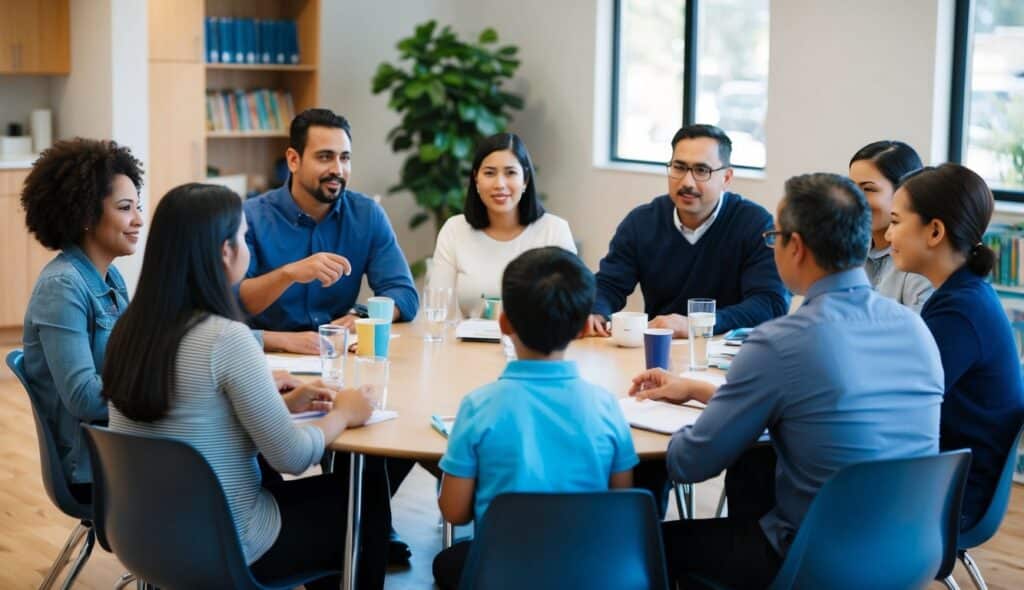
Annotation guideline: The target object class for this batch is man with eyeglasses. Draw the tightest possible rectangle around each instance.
[583,124,788,339]
[627,173,943,587]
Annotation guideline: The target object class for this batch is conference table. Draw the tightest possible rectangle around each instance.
[318,320,719,590]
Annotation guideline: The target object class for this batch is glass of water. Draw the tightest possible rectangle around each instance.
[423,286,452,342]
[318,324,348,387]
[355,355,390,410]
[687,299,716,371]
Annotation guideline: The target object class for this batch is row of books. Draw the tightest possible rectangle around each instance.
[204,17,300,65]
[206,90,296,134]
[984,225,1024,287]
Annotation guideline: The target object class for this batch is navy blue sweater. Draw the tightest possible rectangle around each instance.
[593,192,788,334]
[922,266,1024,528]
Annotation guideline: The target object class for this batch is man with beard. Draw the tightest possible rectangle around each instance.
[240,108,418,354]
[583,124,787,339]
[239,108,419,566]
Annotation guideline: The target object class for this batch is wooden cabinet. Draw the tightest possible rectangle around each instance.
[0,169,53,327]
[148,61,206,208]
[148,0,203,62]
[0,0,70,74]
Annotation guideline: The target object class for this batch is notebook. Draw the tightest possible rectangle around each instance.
[292,409,398,424]
[455,319,501,342]
[266,354,321,374]
[618,398,704,434]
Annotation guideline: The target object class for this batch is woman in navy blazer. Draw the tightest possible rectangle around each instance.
[886,163,1024,527]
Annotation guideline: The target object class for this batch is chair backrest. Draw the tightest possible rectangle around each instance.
[81,424,269,590]
[5,349,91,521]
[769,450,971,590]
[458,490,669,590]
[960,421,1024,548]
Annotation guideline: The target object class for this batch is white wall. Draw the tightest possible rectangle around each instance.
[322,0,955,279]
[49,0,149,289]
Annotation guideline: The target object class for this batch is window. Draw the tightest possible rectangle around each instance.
[611,0,770,169]
[951,0,1024,200]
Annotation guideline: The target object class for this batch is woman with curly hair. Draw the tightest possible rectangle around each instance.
[20,138,144,496]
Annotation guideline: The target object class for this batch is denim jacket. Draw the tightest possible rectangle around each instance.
[22,245,128,484]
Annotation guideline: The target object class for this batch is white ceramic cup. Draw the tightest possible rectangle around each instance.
[610,311,648,348]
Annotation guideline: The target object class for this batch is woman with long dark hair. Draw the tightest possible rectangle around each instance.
[887,164,1024,527]
[430,132,577,317]
[103,183,388,588]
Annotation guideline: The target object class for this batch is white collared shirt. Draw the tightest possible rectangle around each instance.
[673,195,724,244]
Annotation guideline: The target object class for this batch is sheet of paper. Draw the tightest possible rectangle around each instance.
[455,319,501,342]
[678,370,727,388]
[618,397,704,434]
[708,340,740,358]
[265,354,321,374]
[292,409,398,425]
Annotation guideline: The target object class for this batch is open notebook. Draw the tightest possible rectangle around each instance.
[618,398,704,434]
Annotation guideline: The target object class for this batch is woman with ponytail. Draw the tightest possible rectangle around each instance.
[887,163,1024,527]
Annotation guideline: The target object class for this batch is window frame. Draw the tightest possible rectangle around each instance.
[609,0,765,171]
[949,0,1024,202]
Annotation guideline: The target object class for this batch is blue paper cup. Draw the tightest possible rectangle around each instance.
[373,320,391,357]
[644,328,673,370]
[367,296,395,323]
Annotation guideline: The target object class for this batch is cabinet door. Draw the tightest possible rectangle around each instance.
[149,61,205,212]
[0,193,29,326]
[0,0,70,74]
[148,0,203,62]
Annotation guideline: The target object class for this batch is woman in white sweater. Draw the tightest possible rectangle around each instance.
[103,183,389,589]
[431,132,577,318]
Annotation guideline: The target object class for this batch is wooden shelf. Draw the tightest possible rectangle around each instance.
[207,130,288,139]
[205,63,316,72]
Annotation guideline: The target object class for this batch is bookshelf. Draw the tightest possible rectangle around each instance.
[147,0,320,208]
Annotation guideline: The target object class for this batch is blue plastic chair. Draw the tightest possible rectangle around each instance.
[81,424,339,590]
[458,490,669,590]
[685,450,972,590]
[6,349,96,590]
[947,422,1024,590]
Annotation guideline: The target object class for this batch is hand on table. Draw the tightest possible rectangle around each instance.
[331,313,359,331]
[629,369,718,405]
[331,385,375,427]
[272,369,302,394]
[648,314,689,339]
[283,380,336,413]
[581,314,611,338]
[268,331,320,355]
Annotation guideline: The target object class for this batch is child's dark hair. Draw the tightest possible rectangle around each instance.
[502,246,595,355]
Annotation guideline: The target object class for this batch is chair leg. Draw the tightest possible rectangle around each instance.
[673,482,686,519]
[58,527,94,590]
[672,483,695,519]
[961,550,988,590]
[113,572,135,590]
[38,522,90,590]
[942,576,962,590]
[715,487,728,518]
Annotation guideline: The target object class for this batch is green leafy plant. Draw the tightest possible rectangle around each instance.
[372,20,524,240]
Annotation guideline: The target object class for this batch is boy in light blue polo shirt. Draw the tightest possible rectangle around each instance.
[433,246,639,589]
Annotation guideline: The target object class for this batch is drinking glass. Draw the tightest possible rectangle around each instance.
[318,324,348,387]
[423,286,452,342]
[687,299,716,370]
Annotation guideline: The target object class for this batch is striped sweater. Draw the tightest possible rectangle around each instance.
[109,315,325,563]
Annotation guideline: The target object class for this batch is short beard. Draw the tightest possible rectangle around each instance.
[308,177,346,204]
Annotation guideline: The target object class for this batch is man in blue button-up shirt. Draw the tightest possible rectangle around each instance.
[240,108,418,354]
[630,173,944,588]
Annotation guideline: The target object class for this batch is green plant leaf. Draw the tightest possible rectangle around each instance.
[410,212,430,229]
[452,136,473,159]
[433,132,450,150]
[415,20,437,42]
[498,92,524,109]
[426,80,446,107]
[475,109,499,135]
[478,28,498,43]
[404,80,427,99]
[498,46,518,56]
[458,102,478,122]
[441,71,464,87]
[419,144,445,163]
[392,134,412,152]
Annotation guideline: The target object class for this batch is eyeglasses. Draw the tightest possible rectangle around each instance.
[666,162,728,181]
[762,230,790,248]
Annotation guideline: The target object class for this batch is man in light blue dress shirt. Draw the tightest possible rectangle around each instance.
[629,173,944,588]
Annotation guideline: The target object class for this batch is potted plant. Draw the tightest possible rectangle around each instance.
[372,20,523,274]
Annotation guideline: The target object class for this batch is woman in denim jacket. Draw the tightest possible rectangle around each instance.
[20,139,144,498]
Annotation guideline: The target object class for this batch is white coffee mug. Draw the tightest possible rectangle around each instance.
[610,311,648,348]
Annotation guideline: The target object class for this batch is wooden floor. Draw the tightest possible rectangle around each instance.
[1,337,1022,588]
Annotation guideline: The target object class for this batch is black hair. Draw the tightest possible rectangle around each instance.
[463,132,545,229]
[849,140,923,187]
[21,138,143,250]
[779,173,872,272]
[501,246,595,355]
[103,183,245,421]
[670,124,732,167]
[899,164,995,277]
[289,108,352,155]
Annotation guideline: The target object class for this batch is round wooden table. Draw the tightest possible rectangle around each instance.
[322,320,707,589]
